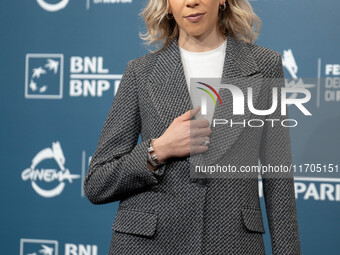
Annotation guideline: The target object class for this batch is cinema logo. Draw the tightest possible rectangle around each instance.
[282,49,340,105]
[36,0,69,12]
[282,49,316,101]
[21,141,80,198]
[36,0,131,12]
[25,54,122,99]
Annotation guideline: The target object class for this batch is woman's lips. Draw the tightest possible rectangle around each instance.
[185,13,205,23]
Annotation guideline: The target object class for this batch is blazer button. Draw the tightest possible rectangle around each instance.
[197,178,207,186]
[189,178,197,183]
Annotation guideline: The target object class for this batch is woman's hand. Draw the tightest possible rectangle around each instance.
[152,105,211,162]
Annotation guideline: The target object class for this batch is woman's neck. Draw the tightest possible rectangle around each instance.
[177,27,227,53]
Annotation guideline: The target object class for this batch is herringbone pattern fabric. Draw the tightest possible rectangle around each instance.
[84,35,301,255]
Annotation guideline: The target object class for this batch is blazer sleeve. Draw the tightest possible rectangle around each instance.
[83,59,166,205]
[259,53,302,254]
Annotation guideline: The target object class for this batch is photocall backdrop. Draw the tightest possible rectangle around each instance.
[1,0,339,254]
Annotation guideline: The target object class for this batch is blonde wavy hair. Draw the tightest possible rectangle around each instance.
[139,0,261,53]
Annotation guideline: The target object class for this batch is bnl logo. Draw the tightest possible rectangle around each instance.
[20,238,98,255]
[25,54,64,99]
[20,239,58,255]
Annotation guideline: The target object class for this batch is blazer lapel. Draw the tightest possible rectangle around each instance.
[148,35,263,168]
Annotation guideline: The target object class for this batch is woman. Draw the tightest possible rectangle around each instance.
[84,0,301,254]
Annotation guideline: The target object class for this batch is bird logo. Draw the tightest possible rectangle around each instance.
[38,245,54,255]
[29,58,60,94]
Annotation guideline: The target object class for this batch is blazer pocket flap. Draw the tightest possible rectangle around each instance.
[241,207,265,234]
[112,209,158,237]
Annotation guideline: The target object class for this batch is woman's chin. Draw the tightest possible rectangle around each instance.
[182,29,207,38]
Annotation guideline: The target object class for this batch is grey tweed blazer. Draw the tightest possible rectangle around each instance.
[84,35,301,255]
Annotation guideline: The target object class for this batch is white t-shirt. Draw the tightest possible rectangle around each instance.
[179,39,227,126]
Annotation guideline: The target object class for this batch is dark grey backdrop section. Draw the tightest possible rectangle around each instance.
[1,0,339,254]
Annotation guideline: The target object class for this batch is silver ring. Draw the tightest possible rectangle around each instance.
[201,137,210,146]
